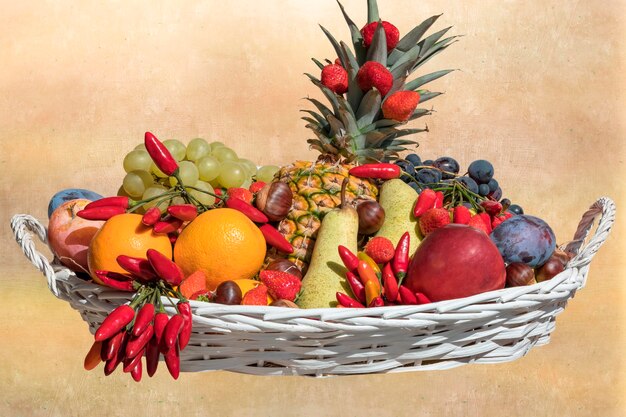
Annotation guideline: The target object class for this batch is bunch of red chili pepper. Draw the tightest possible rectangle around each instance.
[83,249,192,381]
[335,232,431,308]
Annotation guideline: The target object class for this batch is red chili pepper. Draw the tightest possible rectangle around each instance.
[214,188,224,203]
[144,131,179,176]
[84,340,103,371]
[382,263,399,303]
[116,255,158,283]
[101,330,125,361]
[142,206,162,226]
[391,232,410,282]
[338,245,359,272]
[258,224,293,253]
[169,234,178,245]
[132,303,155,337]
[85,196,130,210]
[225,197,269,223]
[364,279,381,306]
[154,312,169,344]
[126,324,153,359]
[164,341,180,380]
[77,206,126,221]
[153,218,184,235]
[336,292,365,308]
[146,249,184,286]
[453,205,471,225]
[162,314,184,352]
[177,302,192,350]
[95,305,135,342]
[478,212,493,234]
[104,332,129,376]
[415,292,432,304]
[398,285,418,305]
[368,296,384,308]
[345,271,366,304]
[433,191,444,209]
[130,360,143,382]
[123,347,145,373]
[348,163,401,180]
[481,200,503,217]
[167,204,198,222]
[95,271,135,291]
[145,335,160,377]
[413,189,437,217]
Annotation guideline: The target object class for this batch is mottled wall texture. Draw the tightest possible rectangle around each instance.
[1,1,624,416]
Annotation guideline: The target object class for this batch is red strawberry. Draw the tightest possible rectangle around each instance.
[382,91,421,121]
[227,187,253,205]
[364,236,395,264]
[468,214,490,234]
[241,284,269,306]
[321,64,349,95]
[249,181,267,194]
[452,205,471,225]
[418,207,451,236]
[360,21,400,51]
[356,61,393,97]
[491,211,513,230]
[259,270,302,302]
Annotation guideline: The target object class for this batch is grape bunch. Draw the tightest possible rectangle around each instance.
[394,153,523,214]
[119,138,280,212]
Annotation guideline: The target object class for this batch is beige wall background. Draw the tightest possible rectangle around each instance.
[1,1,624,416]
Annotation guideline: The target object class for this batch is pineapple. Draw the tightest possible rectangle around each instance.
[276,0,457,272]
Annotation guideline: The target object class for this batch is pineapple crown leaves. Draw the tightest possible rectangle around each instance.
[303,0,458,163]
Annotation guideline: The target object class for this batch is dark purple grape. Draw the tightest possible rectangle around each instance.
[432,157,459,179]
[415,168,442,185]
[500,198,511,211]
[461,202,473,209]
[508,204,524,215]
[422,159,434,167]
[490,215,556,267]
[395,160,415,181]
[405,154,422,167]
[455,176,479,194]
[478,184,490,196]
[489,187,502,201]
[408,182,422,193]
[488,178,499,192]
[468,160,494,184]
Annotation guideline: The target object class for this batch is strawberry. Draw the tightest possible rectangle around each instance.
[491,211,513,230]
[321,64,349,95]
[249,181,266,194]
[334,58,343,67]
[259,270,302,302]
[364,236,395,264]
[356,61,393,97]
[452,205,471,225]
[360,21,400,51]
[418,207,451,236]
[468,214,490,234]
[382,91,421,121]
[241,284,269,306]
[227,187,253,205]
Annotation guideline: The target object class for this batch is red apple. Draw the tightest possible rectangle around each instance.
[48,199,105,274]
[405,224,506,302]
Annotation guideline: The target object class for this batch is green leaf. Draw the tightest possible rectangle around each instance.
[365,22,387,66]
[336,1,366,63]
[418,91,443,103]
[326,114,346,138]
[413,38,459,72]
[409,108,432,121]
[319,25,348,68]
[417,26,453,56]
[304,98,333,120]
[390,43,421,74]
[387,14,441,66]
[404,69,455,91]
[340,42,363,112]
[367,0,379,23]
[311,58,326,70]
[305,73,340,115]
[356,88,382,129]
[336,101,360,138]
[301,109,329,128]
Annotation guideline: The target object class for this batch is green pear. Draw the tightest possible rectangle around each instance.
[374,179,422,255]
[296,205,359,309]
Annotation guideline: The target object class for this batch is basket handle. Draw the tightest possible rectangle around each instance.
[10,214,60,297]
[563,196,616,269]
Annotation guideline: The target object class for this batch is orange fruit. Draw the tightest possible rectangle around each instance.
[87,213,172,284]
[174,208,266,291]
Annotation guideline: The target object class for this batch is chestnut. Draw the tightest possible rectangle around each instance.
[266,258,303,280]
[270,299,299,308]
[255,182,293,222]
[536,256,565,282]
[505,262,536,287]
[356,200,385,235]
[213,280,242,305]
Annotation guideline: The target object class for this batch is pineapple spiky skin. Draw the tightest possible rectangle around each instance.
[275,160,378,272]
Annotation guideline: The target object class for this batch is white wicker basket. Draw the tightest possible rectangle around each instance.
[11,197,615,377]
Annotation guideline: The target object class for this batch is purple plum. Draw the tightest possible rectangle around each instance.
[490,215,556,267]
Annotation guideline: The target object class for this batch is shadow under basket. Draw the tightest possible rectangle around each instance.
[11,197,615,377]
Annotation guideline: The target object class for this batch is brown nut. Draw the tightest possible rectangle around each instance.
[266,258,303,280]
[536,256,565,283]
[270,299,299,308]
[255,182,293,222]
[551,248,572,267]
[213,280,242,305]
[505,262,536,287]
[356,200,385,235]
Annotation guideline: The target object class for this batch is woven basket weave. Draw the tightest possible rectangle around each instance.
[11,197,615,377]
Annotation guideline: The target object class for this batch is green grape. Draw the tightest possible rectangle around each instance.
[163,139,187,161]
[122,172,149,198]
[196,155,220,182]
[209,141,225,151]
[239,159,258,177]
[217,161,246,188]
[151,162,168,178]
[171,196,186,206]
[257,165,280,183]
[142,184,170,213]
[123,150,152,173]
[187,181,216,206]
[134,143,147,152]
[186,138,211,161]
[169,161,199,187]
[241,177,253,190]
[212,146,238,163]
